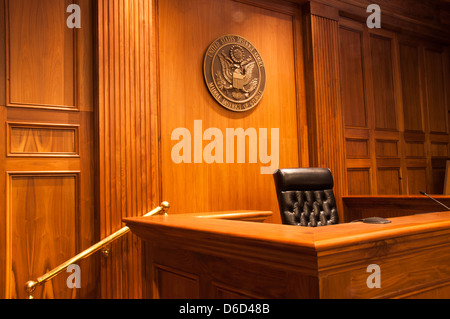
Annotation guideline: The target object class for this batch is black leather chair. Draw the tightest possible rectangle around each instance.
[273,168,339,227]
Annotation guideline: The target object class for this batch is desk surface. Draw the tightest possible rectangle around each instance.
[125,210,450,252]
[125,210,450,298]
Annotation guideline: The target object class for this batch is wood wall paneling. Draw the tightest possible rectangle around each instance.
[97,0,160,299]
[399,43,423,132]
[7,122,79,156]
[304,3,347,218]
[377,168,402,195]
[424,46,450,193]
[7,173,78,299]
[339,25,366,128]
[347,168,371,195]
[424,49,448,135]
[339,15,450,198]
[370,34,397,131]
[406,167,427,195]
[7,0,76,109]
[0,0,449,300]
[375,139,398,158]
[1,0,96,299]
[345,138,369,158]
[0,0,7,298]
[158,0,301,223]
[339,19,371,198]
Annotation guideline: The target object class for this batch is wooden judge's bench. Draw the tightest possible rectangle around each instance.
[124,203,450,299]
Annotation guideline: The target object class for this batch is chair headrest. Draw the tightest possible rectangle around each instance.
[273,168,334,192]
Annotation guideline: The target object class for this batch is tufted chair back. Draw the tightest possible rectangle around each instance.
[273,168,339,227]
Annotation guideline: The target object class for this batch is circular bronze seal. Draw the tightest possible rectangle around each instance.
[203,35,266,112]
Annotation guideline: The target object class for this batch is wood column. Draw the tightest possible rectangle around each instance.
[97,0,160,298]
[303,2,347,220]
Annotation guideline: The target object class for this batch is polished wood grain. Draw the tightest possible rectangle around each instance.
[0,0,96,299]
[315,0,450,44]
[97,0,160,299]
[7,0,75,109]
[158,0,302,224]
[125,209,450,298]
[339,25,366,128]
[1,0,449,300]
[399,43,423,132]
[339,15,450,197]
[7,173,77,299]
[7,122,79,156]
[370,34,397,131]
[303,4,347,219]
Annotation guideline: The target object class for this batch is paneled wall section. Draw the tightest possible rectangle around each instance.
[1,0,449,300]
[97,0,160,299]
[158,0,302,223]
[0,0,96,299]
[339,18,450,196]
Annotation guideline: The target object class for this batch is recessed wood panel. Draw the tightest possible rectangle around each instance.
[405,141,425,158]
[431,142,449,157]
[339,27,367,128]
[155,266,199,299]
[213,284,253,299]
[406,167,427,195]
[7,0,76,109]
[370,35,397,130]
[7,173,78,299]
[0,0,96,300]
[424,49,447,134]
[347,168,371,195]
[345,139,369,158]
[375,140,398,157]
[7,123,78,156]
[377,168,401,195]
[399,43,423,132]
[340,19,450,197]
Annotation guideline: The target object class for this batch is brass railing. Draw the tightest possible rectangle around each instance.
[25,201,170,299]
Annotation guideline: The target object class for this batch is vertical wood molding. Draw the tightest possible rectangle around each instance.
[304,7,347,219]
[97,0,160,299]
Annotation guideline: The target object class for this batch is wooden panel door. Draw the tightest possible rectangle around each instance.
[339,17,450,196]
[0,0,97,299]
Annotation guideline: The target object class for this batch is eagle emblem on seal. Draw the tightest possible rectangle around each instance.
[203,35,266,112]
[215,45,259,100]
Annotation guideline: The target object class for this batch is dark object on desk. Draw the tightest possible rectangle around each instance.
[273,168,339,227]
[351,217,391,224]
